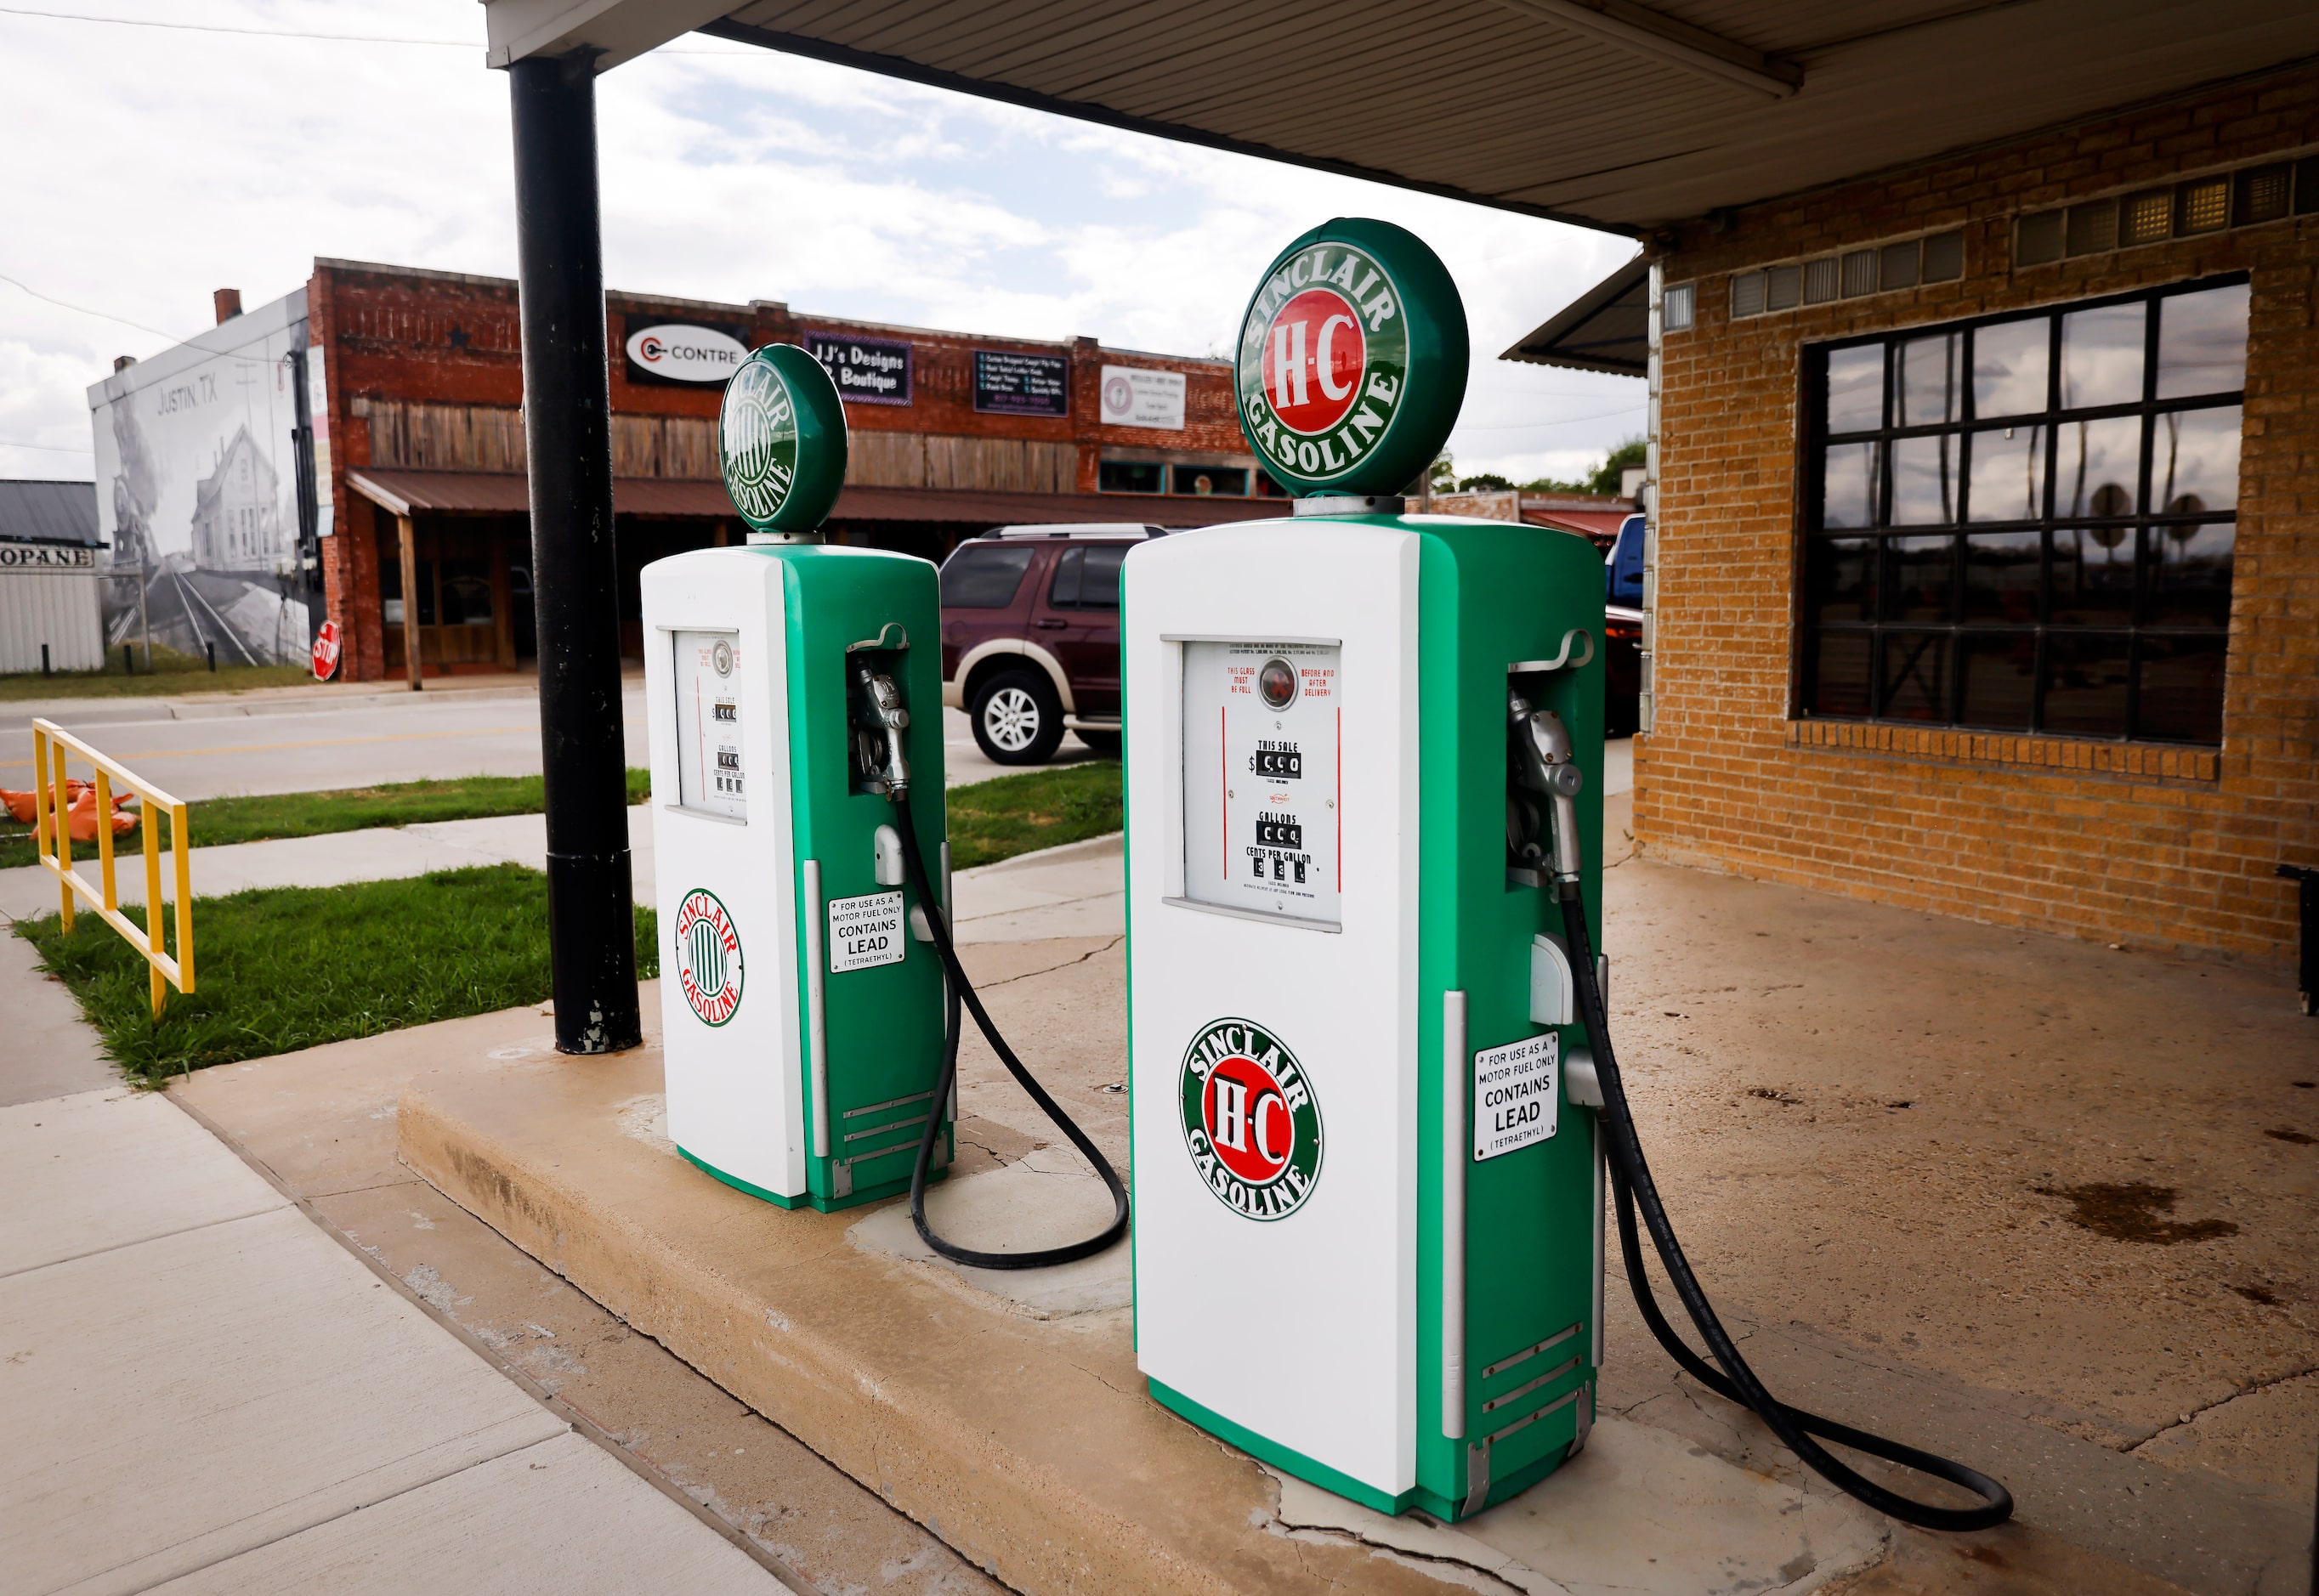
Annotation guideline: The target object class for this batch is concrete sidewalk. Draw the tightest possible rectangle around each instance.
[0,1085,788,1593]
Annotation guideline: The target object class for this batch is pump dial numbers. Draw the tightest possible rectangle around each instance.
[1250,745,1302,780]
[673,629,746,822]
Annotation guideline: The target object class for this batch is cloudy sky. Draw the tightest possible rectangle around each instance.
[0,1,1645,486]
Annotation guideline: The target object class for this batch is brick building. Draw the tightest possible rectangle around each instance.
[290,259,1273,683]
[1521,63,2319,962]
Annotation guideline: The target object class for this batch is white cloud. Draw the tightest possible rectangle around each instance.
[0,1,1642,484]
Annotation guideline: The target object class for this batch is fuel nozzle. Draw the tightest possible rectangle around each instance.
[853,665,911,797]
[1509,692,1584,888]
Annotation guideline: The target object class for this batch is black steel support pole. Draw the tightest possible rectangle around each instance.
[511,50,640,1055]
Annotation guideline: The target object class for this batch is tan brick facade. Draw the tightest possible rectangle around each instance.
[1638,66,2319,960]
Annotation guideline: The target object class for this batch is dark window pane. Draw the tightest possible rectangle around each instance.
[1880,241,1919,291]
[1098,460,1163,493]
[1820,442,1880,528]
[1806,536,1875,622]
[1766,264,1802,311]
[1890,435,1959,524]
[1883,535,1955,621]
[1824,346,1884,434]
[2061,303,2146,408]
[2155,283,2248,398]
[2050,526,2136,625]
[1921,230,1965,283]
[2143,523,2234,627]
[939,543,1035,608]
[1896,333,1961,427]
[1880,631,1951,722]
[1077,544,1128,609]
[1810,631,1873,717]
[1173,465,1248,495]
[1959,632,2038,730]
[1048,546,1084,606]
[1966,424,2044,522]
[2150,405,2241,514]
[1963,531,2041,622]
[2135,635,2227,744]
[2055,416,2141,518]
[2042,634,2130,736]
[1972,319,2050,418]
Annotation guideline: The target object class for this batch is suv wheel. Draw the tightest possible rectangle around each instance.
[970,669,1064,765]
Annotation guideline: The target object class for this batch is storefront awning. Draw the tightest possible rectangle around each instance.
[344,469,1284,529]
[1502,258,1649,377]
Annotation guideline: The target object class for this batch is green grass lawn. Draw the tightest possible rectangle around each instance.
[14,757,1118,1083]
[0,768,654,873]
[0,642,315,702]
[16,863,659,1084]
[946,759,1121,870]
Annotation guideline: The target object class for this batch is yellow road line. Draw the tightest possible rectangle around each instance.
[0,724,536,773]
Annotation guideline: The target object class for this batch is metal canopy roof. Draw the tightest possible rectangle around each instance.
[0,479,102,547]
[1503,254,1649,375]
[485,1,2319,230]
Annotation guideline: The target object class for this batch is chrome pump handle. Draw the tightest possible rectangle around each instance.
[1508,692,1585,886]
[854,666,913,796]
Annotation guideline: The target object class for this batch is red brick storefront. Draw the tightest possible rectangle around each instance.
[1638,65,2318,960]
[303,259,1271,684]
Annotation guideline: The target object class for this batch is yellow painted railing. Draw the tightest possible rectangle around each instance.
[31,718,192,1018]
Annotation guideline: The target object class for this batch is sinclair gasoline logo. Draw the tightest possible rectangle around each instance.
[1235,241,1405,488]
[1179,1017,1324,1221]
[720,357,798,524]
[672,887,745,1027]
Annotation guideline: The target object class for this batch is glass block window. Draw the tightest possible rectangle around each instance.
[1799,276,2246,744]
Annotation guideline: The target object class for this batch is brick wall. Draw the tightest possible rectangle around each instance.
[1638,65,2319,960]
[307,260,1250,681]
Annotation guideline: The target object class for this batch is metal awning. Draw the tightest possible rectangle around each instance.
[481,2,2319,229]
[1503,257,1650,376]
[344,469,1284,528]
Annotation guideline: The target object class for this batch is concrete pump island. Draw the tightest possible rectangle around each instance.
[345,218,2238,1596]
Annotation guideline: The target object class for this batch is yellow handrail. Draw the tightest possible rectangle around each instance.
[31,719,193,1019]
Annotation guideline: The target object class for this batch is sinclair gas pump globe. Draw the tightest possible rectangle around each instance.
[643,343,953,1215]
[1125,219,1609,1521]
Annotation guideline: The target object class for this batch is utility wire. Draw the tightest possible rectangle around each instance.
[0,439,96,454]
[0,268,185,342]
[0,6,757,52]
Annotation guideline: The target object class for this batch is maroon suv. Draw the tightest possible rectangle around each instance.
[939,524,1161,764]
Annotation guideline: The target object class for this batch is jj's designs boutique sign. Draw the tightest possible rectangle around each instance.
[624,320,749,386]
[806,333,913,406]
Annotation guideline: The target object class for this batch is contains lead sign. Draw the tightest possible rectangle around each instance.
[1472,1033,1559,1160]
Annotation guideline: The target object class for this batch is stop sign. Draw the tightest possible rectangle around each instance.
[311,620,341,680]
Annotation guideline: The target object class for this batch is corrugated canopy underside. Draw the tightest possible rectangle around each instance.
[488,0,2319,231]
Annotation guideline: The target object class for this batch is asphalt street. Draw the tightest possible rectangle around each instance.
[0,677,1143,801]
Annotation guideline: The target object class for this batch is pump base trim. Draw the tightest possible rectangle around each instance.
[677,1143,949,1213]
[1145,1377,1416,1517]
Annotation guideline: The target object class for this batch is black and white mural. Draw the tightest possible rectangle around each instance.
[87,291,315,665]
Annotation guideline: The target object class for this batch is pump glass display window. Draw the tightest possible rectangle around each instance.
[1800,277,2245,744]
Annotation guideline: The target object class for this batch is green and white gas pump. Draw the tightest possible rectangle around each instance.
[644,344,1127,1265]
[643,343,953,1210]
[1123,220,2013,1531]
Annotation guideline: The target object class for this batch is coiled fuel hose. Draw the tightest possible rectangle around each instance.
[1555,868,2014,1531]
[889,796,1130,1270]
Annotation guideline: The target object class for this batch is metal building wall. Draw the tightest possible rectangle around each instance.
[0,570,105,673]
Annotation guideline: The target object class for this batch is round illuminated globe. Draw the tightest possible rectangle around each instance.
[718,342,848,535]
[1233,218,1467,499]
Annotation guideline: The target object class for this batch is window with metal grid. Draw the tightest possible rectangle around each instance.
[1798,276,2247,745]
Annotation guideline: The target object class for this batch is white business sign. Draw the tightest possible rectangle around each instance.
[1100,365,1186,430]
[1473,1032,1558,1160]
[625,323,749,385]
[827,890,906,974]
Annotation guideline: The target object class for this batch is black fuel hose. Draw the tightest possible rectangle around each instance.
[889,798,1129,1270]
[1557,886,2014,1531]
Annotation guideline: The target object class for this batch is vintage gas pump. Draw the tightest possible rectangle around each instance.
[1124,220,2011,1531]
[640,344,954,1211]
